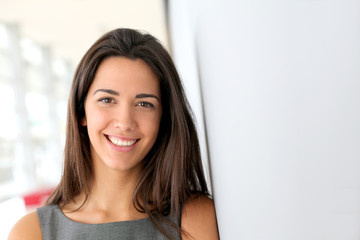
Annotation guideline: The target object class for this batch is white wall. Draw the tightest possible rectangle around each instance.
[168,0,360,239]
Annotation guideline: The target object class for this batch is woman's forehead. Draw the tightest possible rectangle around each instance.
[88,57,161,97]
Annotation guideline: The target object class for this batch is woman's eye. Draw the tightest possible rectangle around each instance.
[138,102,154,109]
[98,98,114,104]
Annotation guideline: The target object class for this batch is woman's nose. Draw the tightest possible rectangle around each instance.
[113,105,136,131]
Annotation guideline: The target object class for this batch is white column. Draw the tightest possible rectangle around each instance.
[41,46,62,184]
[168,0,213,191]
[7,24,36,192]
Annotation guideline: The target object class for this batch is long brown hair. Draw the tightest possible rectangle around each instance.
[47,28,209,239]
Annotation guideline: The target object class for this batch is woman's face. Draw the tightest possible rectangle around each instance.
[82,57,162,173]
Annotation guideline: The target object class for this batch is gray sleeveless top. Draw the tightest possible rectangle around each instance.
[37,204,180,240]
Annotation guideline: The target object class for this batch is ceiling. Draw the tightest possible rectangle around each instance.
[0,0,169,67]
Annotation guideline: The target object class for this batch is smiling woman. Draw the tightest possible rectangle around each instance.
[8,28,219,240]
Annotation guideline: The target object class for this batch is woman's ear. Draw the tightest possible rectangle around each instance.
[81,116,87,126]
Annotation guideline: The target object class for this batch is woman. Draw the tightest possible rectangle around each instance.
[9,28,219,240]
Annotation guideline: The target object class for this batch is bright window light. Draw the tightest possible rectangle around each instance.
[0,24,9,49]
[20,38,43,66]
[25,92,50,138]
[53,58,68,77]
[0,83,17,139]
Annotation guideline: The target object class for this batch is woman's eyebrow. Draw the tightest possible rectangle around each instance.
[136,93,160,102]
[93,89,119,96]
[93,90,159,102]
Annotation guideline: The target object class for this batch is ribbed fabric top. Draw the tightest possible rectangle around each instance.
[37,204,180,240]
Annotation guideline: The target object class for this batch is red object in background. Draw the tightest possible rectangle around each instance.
[23,188,54,208]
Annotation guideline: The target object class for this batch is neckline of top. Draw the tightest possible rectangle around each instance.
[53,204,150,226]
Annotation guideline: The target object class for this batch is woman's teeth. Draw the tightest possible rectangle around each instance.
[108,136,137,146]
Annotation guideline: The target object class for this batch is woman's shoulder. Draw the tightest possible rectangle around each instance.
[7,210,42,240]
[181,194,219,240]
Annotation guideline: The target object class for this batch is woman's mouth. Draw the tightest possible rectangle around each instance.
[106,135,138,147]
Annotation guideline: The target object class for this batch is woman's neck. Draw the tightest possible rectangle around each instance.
[91,167,140,209]
[63,164,147,223]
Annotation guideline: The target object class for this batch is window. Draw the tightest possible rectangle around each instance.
[0,22,71,199]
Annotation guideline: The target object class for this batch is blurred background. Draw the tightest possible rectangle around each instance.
[1,0,360,239]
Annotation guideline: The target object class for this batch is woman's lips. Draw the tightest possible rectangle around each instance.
[107,135,137,146]
[105,135,139,152]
